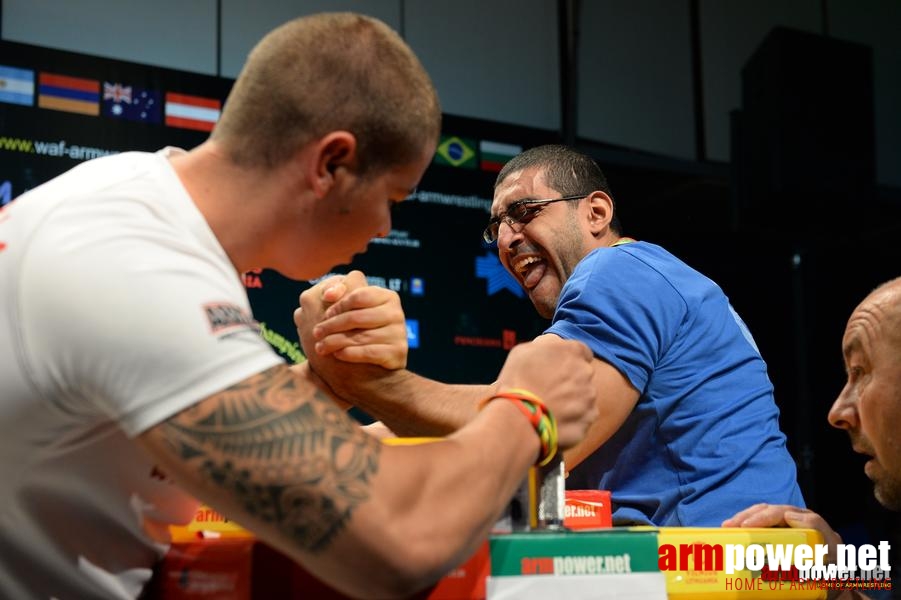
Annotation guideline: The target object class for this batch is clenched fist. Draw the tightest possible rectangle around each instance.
[494,335,597,451]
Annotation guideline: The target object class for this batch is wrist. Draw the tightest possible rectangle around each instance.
[479,389,558,466]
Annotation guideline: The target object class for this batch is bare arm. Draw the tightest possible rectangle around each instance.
[298,274,639,457]
[302,336,637,459]
[138,365,525,598]
[325,368,487,437]
[290,351,484,436]
[563,355,639,470]
[139,337,597,599]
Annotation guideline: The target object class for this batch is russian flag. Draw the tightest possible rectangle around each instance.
[38,72,99,115]
[165,92,221,132]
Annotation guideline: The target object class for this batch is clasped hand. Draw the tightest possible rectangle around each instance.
[295,270,408,402]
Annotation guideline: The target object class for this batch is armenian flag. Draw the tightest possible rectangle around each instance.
[38,72,99,115]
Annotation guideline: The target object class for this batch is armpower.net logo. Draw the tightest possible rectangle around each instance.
[658,541,892,592]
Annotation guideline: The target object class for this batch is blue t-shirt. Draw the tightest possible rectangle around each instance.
[547,241,805,526]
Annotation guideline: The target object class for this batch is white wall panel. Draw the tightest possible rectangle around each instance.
[404,0,560,131]
[699,0,820,163]
[220,0,401,78]
[1,0,218,74]
[2,0,899,187]
[577,0,695,161]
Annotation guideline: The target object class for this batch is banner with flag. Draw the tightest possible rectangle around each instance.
[480,140,522,172]
[102,81,161,124]
[165,92,221,132]
[0,65,34,106]
[434,135,477,169]
[38,72,99,115]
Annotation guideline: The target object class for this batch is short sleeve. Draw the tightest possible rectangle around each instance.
[18,212,283,437]
[545,248,686,392]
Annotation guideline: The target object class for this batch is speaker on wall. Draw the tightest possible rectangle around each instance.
[734,27,875,232]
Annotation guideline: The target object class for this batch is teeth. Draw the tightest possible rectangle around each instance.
[514,256,541,274]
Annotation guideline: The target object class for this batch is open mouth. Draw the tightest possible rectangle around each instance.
[513,255,546,290]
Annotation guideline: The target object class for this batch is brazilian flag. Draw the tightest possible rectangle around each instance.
[433,135,477,169]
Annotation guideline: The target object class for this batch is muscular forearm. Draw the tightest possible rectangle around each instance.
[288,361,351,410]
[331,368,489,437]
[142,332,600,599]
[349,398,540,593]
[140,366,525,598]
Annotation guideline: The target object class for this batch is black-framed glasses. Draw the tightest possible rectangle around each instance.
[482,194,587,243]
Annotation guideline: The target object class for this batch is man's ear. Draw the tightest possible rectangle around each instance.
[586,192,615,235]
[307,131,358,198]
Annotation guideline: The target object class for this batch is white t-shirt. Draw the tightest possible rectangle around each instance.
[0,149,283,599]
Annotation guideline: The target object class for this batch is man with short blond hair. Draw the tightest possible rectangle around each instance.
[0,14,597,599]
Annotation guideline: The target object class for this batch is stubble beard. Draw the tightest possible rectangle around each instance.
[874,474,901,511]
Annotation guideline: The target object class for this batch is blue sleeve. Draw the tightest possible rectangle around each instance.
[545,249,686,393]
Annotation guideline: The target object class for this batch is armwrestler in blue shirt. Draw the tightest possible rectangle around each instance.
[548,241,803,524]
[297,143,805,526]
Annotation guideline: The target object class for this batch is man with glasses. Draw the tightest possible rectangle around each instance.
[299,144,805,526]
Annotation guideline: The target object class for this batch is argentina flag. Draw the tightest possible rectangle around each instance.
[0,65,34,106]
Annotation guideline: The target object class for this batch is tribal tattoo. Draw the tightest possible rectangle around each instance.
[159,365,380,552]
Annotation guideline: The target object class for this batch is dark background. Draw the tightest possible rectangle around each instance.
[2,26,899,587]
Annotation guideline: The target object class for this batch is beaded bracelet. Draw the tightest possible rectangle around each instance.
[478,388,559,467]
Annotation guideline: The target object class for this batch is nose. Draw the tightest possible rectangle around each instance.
[827,383,859,431]
[376,213,392,239]
[496,220,523,252]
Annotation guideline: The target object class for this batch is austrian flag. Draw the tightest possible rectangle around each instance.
[164,92,221,132]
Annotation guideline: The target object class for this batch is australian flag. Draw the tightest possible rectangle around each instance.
[102,81,161,124]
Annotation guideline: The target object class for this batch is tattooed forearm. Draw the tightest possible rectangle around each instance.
[161,365,380,551]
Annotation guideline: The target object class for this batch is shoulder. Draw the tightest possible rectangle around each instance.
[567,242,685,296]
[574,241,675,275]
